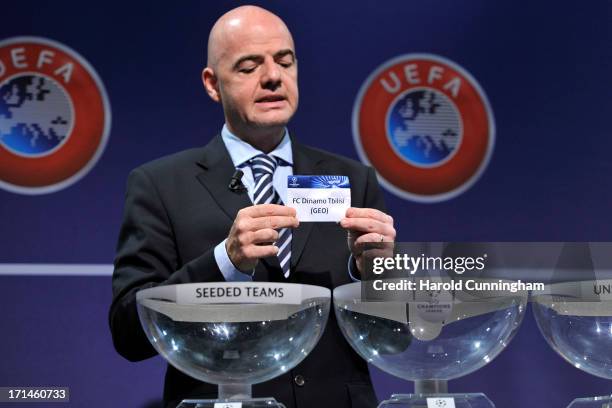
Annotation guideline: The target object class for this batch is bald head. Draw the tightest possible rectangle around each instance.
[207,5,294,70]
[202,5,299,151]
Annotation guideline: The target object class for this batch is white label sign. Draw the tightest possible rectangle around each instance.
[176,282,302,305]
[427,397,456,408]
[287,175,350,222]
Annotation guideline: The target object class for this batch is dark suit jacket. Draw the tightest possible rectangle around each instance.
[109,134,385,408]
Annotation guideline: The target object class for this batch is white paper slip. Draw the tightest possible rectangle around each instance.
[427,397,456,408]
[286,175,350,222]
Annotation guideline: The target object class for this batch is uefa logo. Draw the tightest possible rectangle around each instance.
[352,54,494,202]
[0,36,111,194]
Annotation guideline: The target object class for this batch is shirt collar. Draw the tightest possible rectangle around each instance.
[221,124,293,167]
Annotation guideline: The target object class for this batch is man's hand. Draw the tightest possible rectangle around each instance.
[226,204,299,272]
[340,207,396,274]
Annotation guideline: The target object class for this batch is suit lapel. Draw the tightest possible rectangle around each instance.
[195,135,252,222]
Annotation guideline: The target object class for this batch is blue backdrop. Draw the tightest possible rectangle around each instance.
[1,1,611,407]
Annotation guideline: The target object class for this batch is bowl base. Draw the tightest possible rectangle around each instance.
[179,397,286,408]
[379,393,494,408]
[568,395,612,408]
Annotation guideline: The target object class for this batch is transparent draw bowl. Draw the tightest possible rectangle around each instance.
[532,279,612,380]
[333,280,528,381]
[137,282,330,386]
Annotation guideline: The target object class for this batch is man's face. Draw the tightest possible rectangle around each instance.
[210,21,298,134]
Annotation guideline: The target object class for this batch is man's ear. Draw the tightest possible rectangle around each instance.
[202,67,221,102]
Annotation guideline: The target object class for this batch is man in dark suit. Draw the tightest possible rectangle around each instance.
[109,5,395,408]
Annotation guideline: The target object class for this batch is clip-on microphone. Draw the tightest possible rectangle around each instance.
[228,169,247,192]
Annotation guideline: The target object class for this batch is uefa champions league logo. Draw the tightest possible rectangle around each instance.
[427,397,456,408]
[310,175,349,189]
[427,288,442,306]
[213,401,244,408]
[288,175,348,188]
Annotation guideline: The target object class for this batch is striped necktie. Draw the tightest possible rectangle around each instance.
[249,154,291,278]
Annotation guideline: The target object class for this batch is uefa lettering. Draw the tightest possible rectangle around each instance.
[352,54,495,202]
[0,37,111,194]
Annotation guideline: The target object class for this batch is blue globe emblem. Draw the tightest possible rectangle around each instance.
[386,88,462,167]
[0,73,73,157]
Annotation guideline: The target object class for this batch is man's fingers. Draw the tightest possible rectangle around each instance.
[351,234,395,267]
[340,217,395,237]
[354,232,389,246]
[235,205,298,231]
[249,215,299,231]
[228,204,298,270]
[241,204,297,218]
[345,207,392,224]
[251,228,279,244]
[244,244,279,259]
